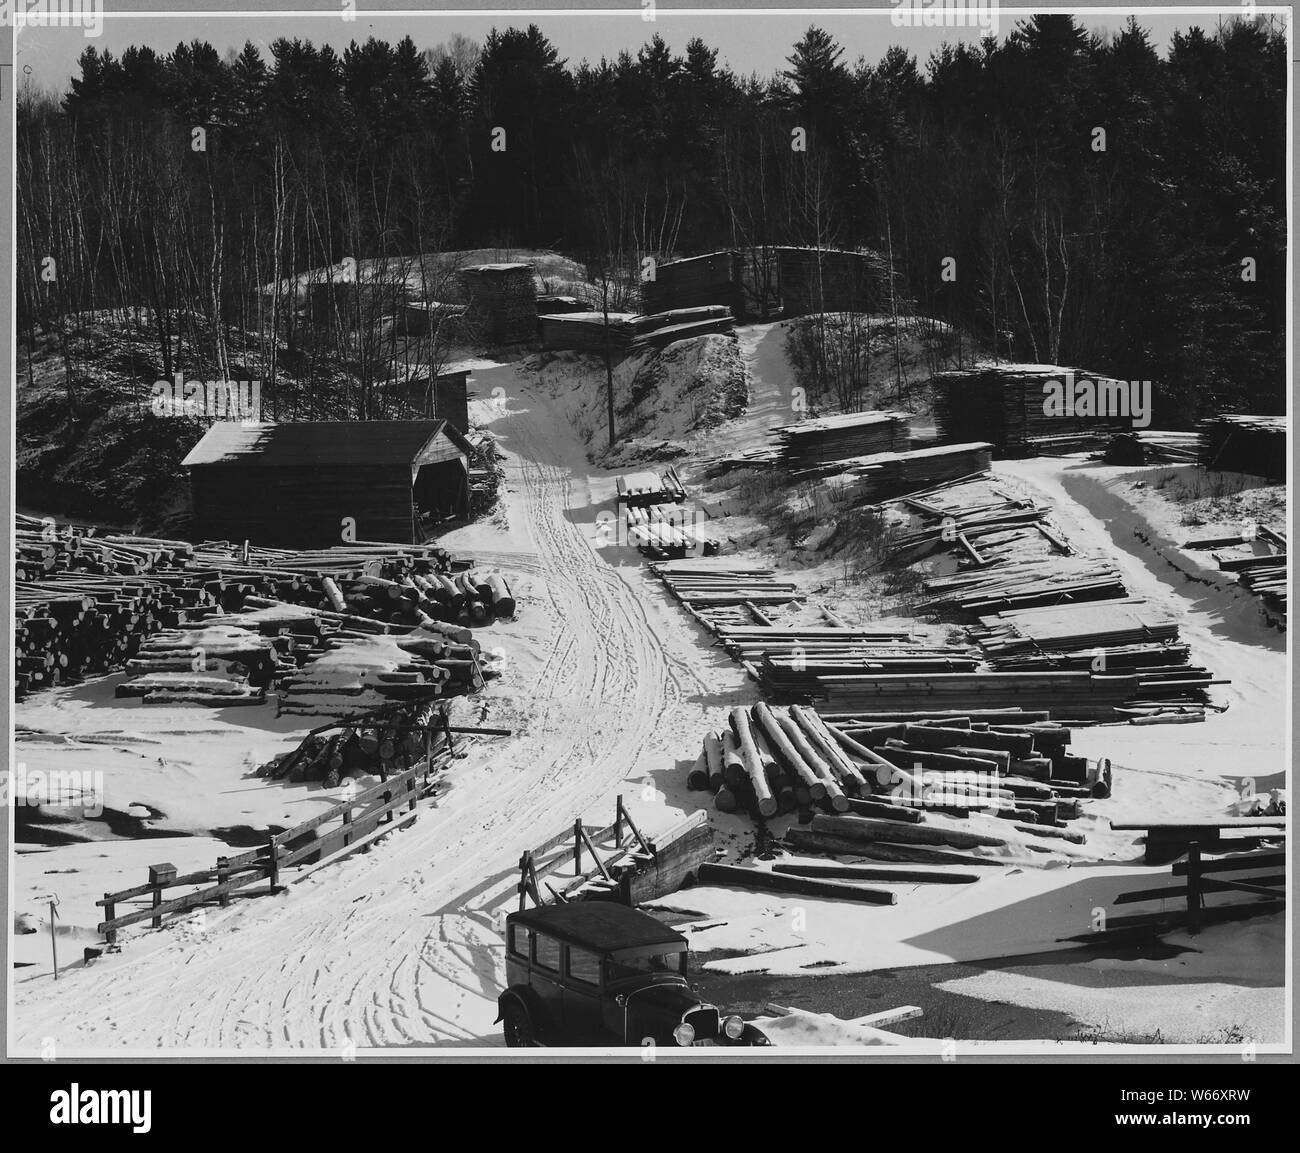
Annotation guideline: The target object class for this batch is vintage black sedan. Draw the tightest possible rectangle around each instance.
[497,902,770,1047]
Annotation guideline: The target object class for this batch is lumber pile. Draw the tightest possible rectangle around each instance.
[1184,526,1287,628]
[641,251,743,316]
[459,263,537,345]
[839,442,993,502]
[653,564,804,610]
[1101,430,1200,465]
[631,305,735,349]
[538,311,635,354]
[1198,414,1287,479]
[815,670,1140,723]
[932,365,1134,456]
[919,558,1129,614]
[626,505,718,558]
[615,467,687,508]
[773,411,910,469]
[684,704,1103,852]
[257,700,451,785]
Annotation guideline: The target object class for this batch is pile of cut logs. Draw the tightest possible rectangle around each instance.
[257,699,450,785]
[14,516,512,700]
[277,632,485,717]
[116,622,282,706]
[685,704,1104,861]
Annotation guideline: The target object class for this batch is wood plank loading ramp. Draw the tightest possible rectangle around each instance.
[517,802,714,909]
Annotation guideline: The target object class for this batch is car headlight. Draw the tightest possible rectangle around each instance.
[672,1022,695,1047]
[723,1015,745,1041]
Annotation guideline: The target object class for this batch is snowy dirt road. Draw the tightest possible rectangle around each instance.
[10,370,743,1054]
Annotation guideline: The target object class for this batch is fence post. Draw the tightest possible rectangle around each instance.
[216,857,230,908]
[574,819,583,872]
[150,884,164,929]
[342,804,353,848]
[1186,841,1202,934]
[615,795,624,845]
[266,834,280,893]
[406,775,417,815]
[103,896,117,947]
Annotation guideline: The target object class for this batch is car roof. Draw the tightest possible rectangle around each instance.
[510,902,687,953]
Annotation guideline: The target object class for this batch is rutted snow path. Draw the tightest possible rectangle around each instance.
[10,373,727,1054]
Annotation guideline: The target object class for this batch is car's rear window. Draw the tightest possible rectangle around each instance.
[606,950,686,983]
[534,933,561,971]
[508,924,529,957]
[567,947,601,987]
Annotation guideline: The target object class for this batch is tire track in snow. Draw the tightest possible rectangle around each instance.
[11,381,715,1053]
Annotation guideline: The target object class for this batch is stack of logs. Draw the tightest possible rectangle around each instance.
[15,515,512,700]
[686,704,1105,861]
[276,631,485,716]
[257,699,450,786]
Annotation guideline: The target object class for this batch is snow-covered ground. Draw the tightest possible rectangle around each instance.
[9,328,1287,1052]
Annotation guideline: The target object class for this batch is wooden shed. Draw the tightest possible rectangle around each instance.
[183,420,473,547]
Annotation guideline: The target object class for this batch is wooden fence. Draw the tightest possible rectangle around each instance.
[98,752,451,944]
[1113,821,1285,933]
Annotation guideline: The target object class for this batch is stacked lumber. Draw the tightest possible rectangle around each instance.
[1101,430,1200,465]
[773,411,910,469]
[257,700,450,786]
[615,467,687,508]
[459,263,537,344]
[932,365,1134,456]
[1199,414,1287,479]
[918,558,1129,613]
[1184,526,1287,627]
[641,251,743,315]
[538,311,635,354]
[840,442,993,502]
[631,305,735,349]
[626,505,718,558]
[652,564,804,609]
[684,705,1103,851]
[815,670,1140,723]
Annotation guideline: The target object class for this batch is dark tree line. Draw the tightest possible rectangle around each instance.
[16,14,1287,420]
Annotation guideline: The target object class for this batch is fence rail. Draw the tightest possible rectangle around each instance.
[97,752,449,943]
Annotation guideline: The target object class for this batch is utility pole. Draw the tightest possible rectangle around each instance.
[602,270,616,450]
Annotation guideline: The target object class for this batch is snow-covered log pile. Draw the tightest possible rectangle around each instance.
[685,703,1103,858]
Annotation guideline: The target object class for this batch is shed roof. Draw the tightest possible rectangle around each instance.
[510,902,687,953]
[182,420,472,468]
